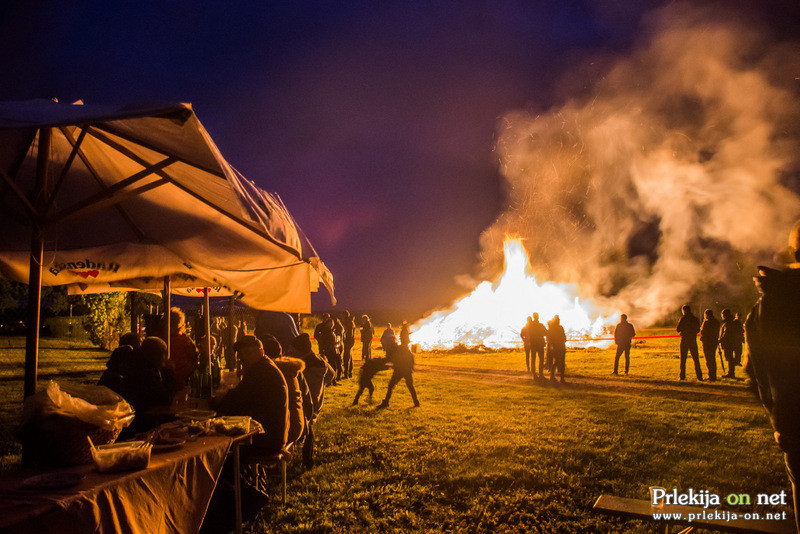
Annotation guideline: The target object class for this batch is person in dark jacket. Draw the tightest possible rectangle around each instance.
[97,332,140,397]
[699,309,720,381]
[360,315,374,361]
[380,323,397,354]
[719,309,744,379]
[213,335,289,454]
[342,311,356,379]
[377,344,420,408]
[613,314,636,375]
[289,333,334,468]
[745,220,800,532]
[352,357,390,405]
[259,334,311,449]
[125,337,177,433]
[546,315,567,383]
[527,313,548,379]
[677,305,703,381]
[314,316,340,383]
[520,316,534,374]
[254,311,299,355]
[400,321,411,349]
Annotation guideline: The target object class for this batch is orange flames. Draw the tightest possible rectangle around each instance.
[410,237,615,350]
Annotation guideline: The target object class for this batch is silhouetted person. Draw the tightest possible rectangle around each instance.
[677,305,703,381]
[700,309,720,381]
[97,332,140,397]
[546,315,567,383]
[125,337,177,433]
[213,335,289,454]
[333,317,345,379]
[260,333,310,449]
[360,315,374,361]
[613,314,635,375]
[289,333,334,469]
[352,357,390,405]
[733,313,745,367]
[161,307,198,391]
[342,311,356,378]
[745,220,800,532]
[381,323,397,353]
[400,321,411,348]
[527,313,548,379]
[254,311,299,355]
[377,344,420,408]
[521,316,534,374]
[314,316,340,382]
[719,309,742,379]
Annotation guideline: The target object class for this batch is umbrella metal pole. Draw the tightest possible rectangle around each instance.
[24,127,51,399]
[163,276,171,360]
[130,292,138,336]
[204,287,211,369]
[23,233,43,398]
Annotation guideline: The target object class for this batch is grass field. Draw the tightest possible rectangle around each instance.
[0,334,790,532]
[243,333,789,533]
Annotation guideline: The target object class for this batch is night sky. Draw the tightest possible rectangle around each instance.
[0,1,797,318]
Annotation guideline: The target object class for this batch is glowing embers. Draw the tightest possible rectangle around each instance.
[410,237,612,350]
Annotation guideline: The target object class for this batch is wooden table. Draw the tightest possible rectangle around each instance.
[593,494,796,534]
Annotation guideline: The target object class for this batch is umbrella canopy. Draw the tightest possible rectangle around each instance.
[0,99,334,310]
[0,99,334,396]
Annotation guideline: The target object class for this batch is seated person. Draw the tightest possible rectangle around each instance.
[259,333,312,450]
[289,333,334,468]
[212,335,289,454]
[124,337,177,433]
[97,332,141,398]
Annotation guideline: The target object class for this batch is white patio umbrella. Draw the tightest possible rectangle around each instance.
[0,99,334,396]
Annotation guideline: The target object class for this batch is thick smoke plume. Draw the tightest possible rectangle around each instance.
[482,3,800,324]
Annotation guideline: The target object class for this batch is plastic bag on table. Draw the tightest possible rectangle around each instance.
[22,381,135,432]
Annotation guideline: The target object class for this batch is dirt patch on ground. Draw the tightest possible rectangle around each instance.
[414,364,757,405]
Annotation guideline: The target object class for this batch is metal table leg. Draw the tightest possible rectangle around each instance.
[234,443,242,534]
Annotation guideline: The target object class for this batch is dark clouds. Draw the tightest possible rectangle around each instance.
[0,1,797,317]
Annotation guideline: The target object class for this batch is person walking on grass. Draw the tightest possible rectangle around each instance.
[377,344,420,409]
[546,315,567,383]
[352,357,390,405]
[613,314,635,375]
[677,304,703,381]
[700,309,720,381]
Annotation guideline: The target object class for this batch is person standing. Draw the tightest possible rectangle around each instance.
[520,316,534,374]
[613,314,636,375]
[546,315,567,383]
[342,311,356,379]
[529,313,548,379]
[677,305,703,381]
[381,323,397,353]
[314,316,340,382]
[399,321,411,349]
[745,220,800,532]
[733,313,745,367]
[360,315,374,361]
[719,309,740,379]
[700,309,720,381]
[377,344,420,409]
